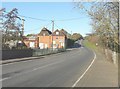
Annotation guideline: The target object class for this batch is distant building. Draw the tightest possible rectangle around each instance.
[38,27,67,49]
[38,27,52,49]
[24,27,67,49]
[23,35,38,48]
[52,29,67,49]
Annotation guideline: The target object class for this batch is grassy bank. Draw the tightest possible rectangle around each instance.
[83,40,97,50]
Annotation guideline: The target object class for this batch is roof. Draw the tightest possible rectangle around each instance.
[60,29,68,36]
[23,35,38,41]
[52,29,66,36]
[38,27,52,36]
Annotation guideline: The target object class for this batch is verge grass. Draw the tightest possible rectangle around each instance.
[83,40,97,51]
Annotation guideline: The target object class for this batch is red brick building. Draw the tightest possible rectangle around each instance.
[37,27,52,49]
[52,29,66,49]
[23,35,38,48]
[38,27,67,49]
[24,27,67,49]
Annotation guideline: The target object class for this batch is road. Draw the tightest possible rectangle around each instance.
[2,46,95,87]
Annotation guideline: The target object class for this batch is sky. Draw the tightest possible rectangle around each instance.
[2,2,92,37]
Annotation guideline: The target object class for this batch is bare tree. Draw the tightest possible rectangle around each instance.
[74,1,119,52]
[1,8,25,49]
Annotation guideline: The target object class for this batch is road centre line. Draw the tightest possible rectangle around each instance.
[32,60,64,71]
[72,50,96,87]
[2,59,35,66]
[17,60,64,75]
[2,56,46,66]
[0,77,11,82]
[1,60,64,82]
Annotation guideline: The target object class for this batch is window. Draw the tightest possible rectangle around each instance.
[56,32,59,35]
[43,33,45,36]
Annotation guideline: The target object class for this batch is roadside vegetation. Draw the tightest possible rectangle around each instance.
[74,1,119,64]
[83,40,97,50]
[67,33,83,48]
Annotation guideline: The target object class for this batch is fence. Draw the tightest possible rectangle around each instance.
[2,48,66,60]
[33,48,66,56]
[104,49,118,65]
[2,49,33,60]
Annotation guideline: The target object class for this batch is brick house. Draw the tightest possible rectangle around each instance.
[37,27,67,49]
[52,29,67,49]
[37,27,52,49]
[23,35,38,48]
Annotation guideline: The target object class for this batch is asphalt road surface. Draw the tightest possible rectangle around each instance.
[2,47,95,87]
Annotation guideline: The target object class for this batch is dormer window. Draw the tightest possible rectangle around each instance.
[43,33,45,36]
[56,32,59,35]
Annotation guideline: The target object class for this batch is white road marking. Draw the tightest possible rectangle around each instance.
[81,47,84,48]
[2,62,17,66]
[72,50,96,87]
[2,56,45,66]
[2,58,39,66]
[20,60,64,75]
[0,77,11,82]
[33,60,64,71]
[1,60,64,81]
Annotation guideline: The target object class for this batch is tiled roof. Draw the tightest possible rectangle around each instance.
[60,29,67,36]
[52,29,66,36]
[38,27,52,36]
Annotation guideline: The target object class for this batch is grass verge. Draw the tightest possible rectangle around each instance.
[83,40,97,50]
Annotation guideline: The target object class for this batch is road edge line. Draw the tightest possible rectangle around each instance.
[72,50,96,87]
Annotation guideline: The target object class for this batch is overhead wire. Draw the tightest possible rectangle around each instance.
[24,22,52,33]
[3,10,87,34]
[54,23,63,30]
[3,10,86,22]
[54,17,87,21]
[3,11,51,21]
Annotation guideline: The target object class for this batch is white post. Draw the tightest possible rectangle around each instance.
[112,51,117,64]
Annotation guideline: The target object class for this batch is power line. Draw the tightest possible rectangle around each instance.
[54,17,87,21]
[24,22,52,33]
[54,23,62,30]
[4,11,86,22]
[19,14,50,21]
[4,11,51,21]
[54,23,72,34]
[3,10,87,35]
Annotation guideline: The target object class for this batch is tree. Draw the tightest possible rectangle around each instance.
[74,1,119,52]
[1,8,25,49]
[71,33,83,41]
[67,38,75,48]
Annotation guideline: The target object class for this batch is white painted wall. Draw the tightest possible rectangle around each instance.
[39,43,44,49]
[30,42,35,48]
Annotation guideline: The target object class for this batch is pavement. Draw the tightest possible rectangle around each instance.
[76,49,118,87]
[0,48,75,65]
[1,47,118,87]
[0,56,43,65]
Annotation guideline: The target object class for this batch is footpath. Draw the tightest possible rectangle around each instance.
[0,56,44,64]
[77,49,118,87]
[0,48,76,65]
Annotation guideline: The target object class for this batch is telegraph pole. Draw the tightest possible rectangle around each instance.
[22,18,24,36]
[52,20,54,50]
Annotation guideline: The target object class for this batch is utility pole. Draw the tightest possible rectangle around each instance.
[51,20,54,50]
[22,18,25,36]
[71,31,72,38]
